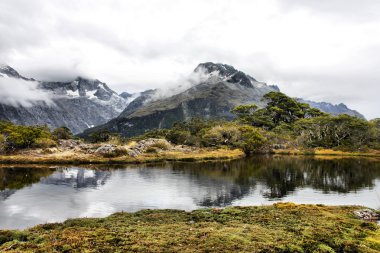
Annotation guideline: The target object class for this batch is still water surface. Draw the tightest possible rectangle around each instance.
[0,156,379,229]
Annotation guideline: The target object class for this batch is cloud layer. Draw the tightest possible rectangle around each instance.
[0,76,53,107]
[0,0,379,119]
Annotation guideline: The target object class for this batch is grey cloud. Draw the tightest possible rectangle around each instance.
[0,0,379,119]
[276,0,380,22]
[0,76,53,107]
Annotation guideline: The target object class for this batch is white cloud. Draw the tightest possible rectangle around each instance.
[0,0,379,118]
[0,76,53,107]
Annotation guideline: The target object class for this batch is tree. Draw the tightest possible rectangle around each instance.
[52,126,73,140]
[232,92,326,130]
[89,130,112,143]
[294,115,371,149]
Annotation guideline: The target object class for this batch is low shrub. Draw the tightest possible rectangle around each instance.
[0,134,5,153]
[101,147,128,158]
[150,140,171,150]
[33,138,57,148]
[202,125,241,147]
[146,147,159,153]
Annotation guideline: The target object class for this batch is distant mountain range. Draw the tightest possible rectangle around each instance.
[0,63,365,136]
[297,98,365,119]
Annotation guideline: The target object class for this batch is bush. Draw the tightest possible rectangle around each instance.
[0,121,52,151]
[150,140,171,150]
[239,125,266,154]
[146,147,159,153]
[33,138,57,148]
[166,130,192,145]
[202,125,241,147]
[52,126,72,140]
[89,130,112,143]
[0,134,5,153]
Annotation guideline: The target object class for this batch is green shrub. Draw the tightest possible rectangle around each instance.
[0,121,53,151]
[150,140,171,150]
[239,125,266,154]
[146,147,159,153]
[0,230,28,245]
[0,134,5,153]
[52,126,72,140]
[202,124,241,147]
[166,130,192,145]
[89,130,112,143]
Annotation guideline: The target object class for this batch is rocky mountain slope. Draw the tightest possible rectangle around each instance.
[0,65,129,134]
[82,63,281,137]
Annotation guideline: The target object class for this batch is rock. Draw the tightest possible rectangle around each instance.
[354,209,379,221]
[41,147,59,154]
[126,149,140,157]
[58,139,81,149]
[95,144,117,155]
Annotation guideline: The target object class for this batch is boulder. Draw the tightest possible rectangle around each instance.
[354,209,379,220]
[95,144,117,155]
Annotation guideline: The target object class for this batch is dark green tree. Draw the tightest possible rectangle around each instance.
[52,126,73,140]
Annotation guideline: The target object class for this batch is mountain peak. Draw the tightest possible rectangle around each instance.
[195,62,239,76]
[0,65,33,81]
[0,65,21,78]
[194,62,256,88]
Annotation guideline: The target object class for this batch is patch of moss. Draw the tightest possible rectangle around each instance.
[0,204,379,252]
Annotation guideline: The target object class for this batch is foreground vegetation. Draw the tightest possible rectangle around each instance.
[0,203,379,252]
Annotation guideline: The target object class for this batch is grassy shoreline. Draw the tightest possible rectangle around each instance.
[0,203,379,252]
[273,148,380,158]
[0,148,245,165]
[0,148,379,165]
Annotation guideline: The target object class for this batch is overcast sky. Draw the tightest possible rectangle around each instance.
[0,0,379,119]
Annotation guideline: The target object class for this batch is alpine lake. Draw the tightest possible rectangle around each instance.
[1,155,379,230]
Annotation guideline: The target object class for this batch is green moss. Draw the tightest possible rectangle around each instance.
[1,204,379,252]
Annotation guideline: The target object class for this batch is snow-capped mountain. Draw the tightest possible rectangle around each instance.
[0,65,130,134]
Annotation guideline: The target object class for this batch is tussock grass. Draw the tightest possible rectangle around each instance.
[0,148,245,165]
[273,148,380,157]
[0,204,379,252]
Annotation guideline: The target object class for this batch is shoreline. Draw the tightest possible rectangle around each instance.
[0,203,379,252]
[0,148,246,165]
[0,148,379,165]
[273,148,380,158]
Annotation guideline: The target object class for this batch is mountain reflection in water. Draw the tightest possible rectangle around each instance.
[0,156,379,229]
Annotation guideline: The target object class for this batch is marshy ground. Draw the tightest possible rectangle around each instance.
[0,203,379,252]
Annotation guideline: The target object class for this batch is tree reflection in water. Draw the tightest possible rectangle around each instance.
[170,156,380,204]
